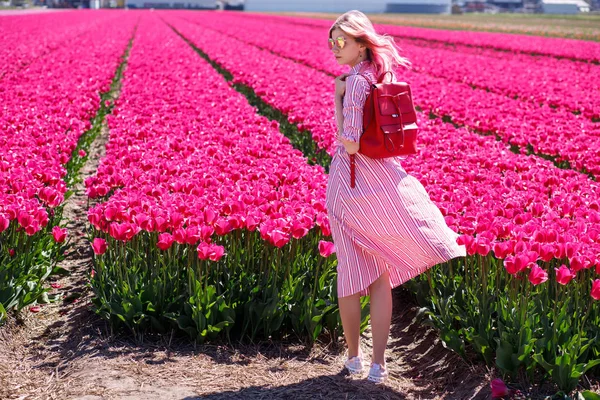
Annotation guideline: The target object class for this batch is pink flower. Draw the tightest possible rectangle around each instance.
[493,241,513,259]
[52,226,67,243]
[79,150,87,157]
[200,225,214,241]
[554,265,576,285]
[214,218,233,236]
[318,240,335,257]
[208,244,225,261]
[269,230,290,248]
[457,234,475,255]
[591,279,600,301]
[157,233,174,251]
[29,306,41,313]
[8,249,15,257]
[197,242,211,260]
[0,214,10,233]
[92,238,108,255]
[291,220,309,239]
[17,210,33,229]
[529,264,548,286]
[50,283,62,289]
[491,378,509,398]
[197,242,226,261]
[474,236,491,256]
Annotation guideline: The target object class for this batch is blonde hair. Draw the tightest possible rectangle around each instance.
[329,10,411,81]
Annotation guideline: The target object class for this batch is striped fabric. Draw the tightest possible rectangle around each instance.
[326,60,466,298]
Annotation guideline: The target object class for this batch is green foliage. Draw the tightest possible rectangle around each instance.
[0,219,69,324]
[406,255,600,395]
[89,229,369,343]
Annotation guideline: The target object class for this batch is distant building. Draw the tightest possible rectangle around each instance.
[541,0,590,13]
[487,0,522,10]
[245,0,451,13]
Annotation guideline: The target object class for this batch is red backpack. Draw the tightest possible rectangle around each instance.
[349,71,418,188]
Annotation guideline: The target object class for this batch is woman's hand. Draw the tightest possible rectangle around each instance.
[336,132,360,155]
[335,74,349,98]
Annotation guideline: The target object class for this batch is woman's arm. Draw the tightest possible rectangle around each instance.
[336,75,369,155]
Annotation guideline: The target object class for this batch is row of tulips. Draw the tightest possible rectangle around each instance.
[0,14,137,322]
[84,15,366,343]
[166,13,600,288]
[346,15,600,42]
[175,12,600,180]
[194,13,600,121]
[400,40,600,121]
[163,15,600,392]
[255,13,600,64]
[0,11,122,80]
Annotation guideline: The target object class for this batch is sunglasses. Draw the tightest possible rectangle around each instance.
[328,36,347,50]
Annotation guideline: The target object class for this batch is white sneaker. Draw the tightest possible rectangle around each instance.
[367,362,389,383]
[344,354,365,375]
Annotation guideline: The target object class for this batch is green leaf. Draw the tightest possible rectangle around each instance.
[533,353,553,373]
[496,340,517,375]
[581,391,600,400]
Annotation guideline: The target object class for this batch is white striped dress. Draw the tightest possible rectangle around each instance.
[326,60,466,298]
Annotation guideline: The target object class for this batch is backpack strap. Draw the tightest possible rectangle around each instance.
[353,73,376,128]
[348,73,375,189]
[378,71,394,84]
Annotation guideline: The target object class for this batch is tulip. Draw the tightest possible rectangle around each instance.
[17,211,33,229]
[197,242,226,261]
[592,279,600,301]
[269,229,290,248]
[569,256,586,273]
[318,240,335,257]
[157,233,174,251]
[214,218,233,236]
[208,244,225,261]
[529,264,548,286]
[0,214,9,233]
[473,237,491,256]
[490,378,509,398]
[52,226,68,243]
[554,265,576,285]
[92,238,108,255]
[197,242,211,260]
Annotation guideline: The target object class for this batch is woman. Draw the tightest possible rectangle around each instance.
[325,10,466,384]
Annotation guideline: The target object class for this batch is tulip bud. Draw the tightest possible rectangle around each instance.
[52,226,68,243]
[554,265,576,285]
[591,279,600,301]
[91,238,108,255]
[491,378,509,398]
[318,240,336,258]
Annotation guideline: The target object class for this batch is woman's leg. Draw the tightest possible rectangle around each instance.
[369,270,392,365]
[338,292,362,358]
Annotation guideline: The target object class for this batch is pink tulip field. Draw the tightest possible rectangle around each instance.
[0,11,137,319]
[1,10,599,395]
